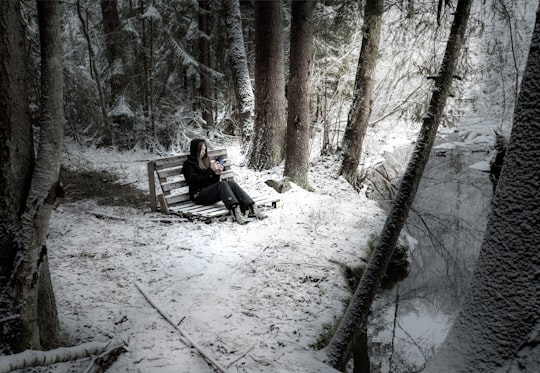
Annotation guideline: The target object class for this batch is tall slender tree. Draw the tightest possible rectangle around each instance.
[11,0,66,350]
[321,0,473,369]
[100,0,134,134]
[284,0,315,189]
[198,0,214,128]
[248,0,286,170]
[425,4,540,371]
[223,0,254,143]
[340,0,384,188]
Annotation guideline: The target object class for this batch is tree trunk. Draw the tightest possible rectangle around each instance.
[340,0,384,188]
[0,0,36,351]
[248,0,286,170]
[0,0,35,280]
[198,0,214,128]
[77,0,113,145]
[424,4,540,372]
[321,0,472,369]
[12,0,65,350]
[223,0,254,144]
[283,1,314,189]
[100,0,134,135]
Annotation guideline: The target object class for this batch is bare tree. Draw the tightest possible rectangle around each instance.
[11,0,67,350]
[199,0,214,128]
[340,0,384,188]
[223,0,254,143]
[284,0,315,189]
[321,0,473,369]
[425,4,540,371]
[248,0,286,170]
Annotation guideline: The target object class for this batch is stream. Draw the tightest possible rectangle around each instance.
[365,134,494,372]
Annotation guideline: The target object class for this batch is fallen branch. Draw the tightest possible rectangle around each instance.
[134,281,228,373]
[88,210,187,223]
[83,342,127,373]
[0,340,124,373]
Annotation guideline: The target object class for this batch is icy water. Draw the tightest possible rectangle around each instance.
[366,136,494,372]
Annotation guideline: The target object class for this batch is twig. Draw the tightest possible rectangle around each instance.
[88,210,187,223]
[0,314,20,324]
[226,344,255,368]
[134,281,229,373]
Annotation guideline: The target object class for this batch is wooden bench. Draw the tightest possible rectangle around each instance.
[147,148,280,220]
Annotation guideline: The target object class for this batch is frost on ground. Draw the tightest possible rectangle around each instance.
[41,140,386,372]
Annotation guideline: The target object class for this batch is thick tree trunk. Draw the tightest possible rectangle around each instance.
[12,0,65,350]
[0,0,35,351]
[223,0,254,143]
[0,0,35,280]
[248,0,286,170]
[425,4,540,372]
[283,0,314,189]
[321,0,472,369]
[198,0,214,128]
[340,0,384,188]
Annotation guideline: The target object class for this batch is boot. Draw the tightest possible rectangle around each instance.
[249,203,267,220]
[232,205,248,225]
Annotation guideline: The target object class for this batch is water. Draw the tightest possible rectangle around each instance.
[365,136,494,372]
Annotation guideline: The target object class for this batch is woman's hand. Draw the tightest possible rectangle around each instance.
[211,161,223,174]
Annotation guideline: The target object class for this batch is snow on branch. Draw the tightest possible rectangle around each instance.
[167,32,224,80]
[0,340,125,373]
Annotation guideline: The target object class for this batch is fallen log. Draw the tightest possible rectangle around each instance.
[0,340,124,373]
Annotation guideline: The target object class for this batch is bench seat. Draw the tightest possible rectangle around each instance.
[147,148,280,221]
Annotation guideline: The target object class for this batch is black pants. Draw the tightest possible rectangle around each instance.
[194,180,254,210]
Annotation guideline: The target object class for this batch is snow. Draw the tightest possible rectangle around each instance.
[43,139,387,372]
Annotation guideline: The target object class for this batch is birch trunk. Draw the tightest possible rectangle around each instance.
[321,0,473,369]
[12,0,65,350]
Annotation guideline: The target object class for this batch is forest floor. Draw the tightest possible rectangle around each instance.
[40,139,388,373]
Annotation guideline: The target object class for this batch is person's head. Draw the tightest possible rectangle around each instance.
[190,139,210,168]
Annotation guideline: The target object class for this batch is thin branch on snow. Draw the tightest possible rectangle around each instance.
[134,281,229,373]
[88,210,187,223]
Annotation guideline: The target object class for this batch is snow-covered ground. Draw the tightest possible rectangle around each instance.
[44,138,388,372]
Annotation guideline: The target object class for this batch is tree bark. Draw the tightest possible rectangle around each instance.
[198,0,214,128]
[321,0,472,369]
[77,0,113,145]
[0,0,35,282]
[424,4,540,372]
[248,0,286,170]
[100,0,134,135]
[223,0,254,143]
[340,0,384,188]
[283,0,314,189]
[12,0,65,350]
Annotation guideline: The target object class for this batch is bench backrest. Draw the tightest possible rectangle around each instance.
[147,148,233,212]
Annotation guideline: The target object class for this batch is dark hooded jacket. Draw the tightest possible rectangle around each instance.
[182,139,220,200]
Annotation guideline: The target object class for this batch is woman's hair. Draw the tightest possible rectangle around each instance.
[197,140,210,169]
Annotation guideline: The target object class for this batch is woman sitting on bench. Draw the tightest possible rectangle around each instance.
[182,139,265,224]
